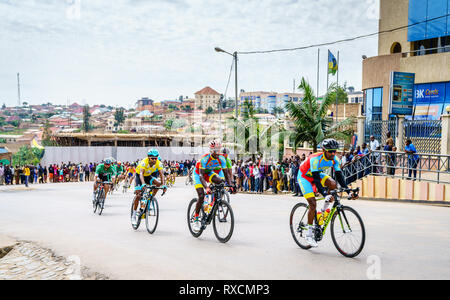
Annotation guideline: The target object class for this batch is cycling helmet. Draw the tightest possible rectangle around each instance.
[221,147,230,155]
[321,139,339,151]
[104,159,112,165]
[209,140,221,150]
[147,148,159,157]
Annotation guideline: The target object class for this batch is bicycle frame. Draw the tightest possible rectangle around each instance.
[298,188,358,236]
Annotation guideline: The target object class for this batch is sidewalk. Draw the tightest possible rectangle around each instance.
[0,235,108,280]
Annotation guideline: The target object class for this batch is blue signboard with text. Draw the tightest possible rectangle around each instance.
[390,71,415,115]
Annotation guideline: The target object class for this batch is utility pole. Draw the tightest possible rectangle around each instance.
[17,73,21,106]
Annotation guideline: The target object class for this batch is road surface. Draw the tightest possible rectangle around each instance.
[1,179,450,280]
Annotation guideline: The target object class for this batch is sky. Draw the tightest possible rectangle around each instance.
[0,0,380,108]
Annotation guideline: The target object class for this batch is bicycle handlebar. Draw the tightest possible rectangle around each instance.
[142,184,167,196]
[331,187,359,199]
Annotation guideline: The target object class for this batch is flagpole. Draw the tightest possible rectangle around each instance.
[335,51,340,124]
[326,50,329,104]
[317,49,320,98]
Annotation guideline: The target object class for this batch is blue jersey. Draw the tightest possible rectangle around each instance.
[299,152,341,177]
[196,154,227,175]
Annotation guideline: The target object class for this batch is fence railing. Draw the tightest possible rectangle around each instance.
[364,119,398,144]
[341,150,450,185]
[403,120,441,154]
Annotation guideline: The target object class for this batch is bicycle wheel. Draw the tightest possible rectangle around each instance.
[93,191,98,214]
[224,190,230,204]
[97,189,105,215]
[185,177,190,185]
[187,198,204,238]
[289,202,312,250]
[212,200,234,243]
[330,206,366,258]
[145,198,159,234]
[130,200,141,230]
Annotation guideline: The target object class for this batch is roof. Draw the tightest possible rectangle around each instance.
[0,147,11,154]
[194,86,220,95]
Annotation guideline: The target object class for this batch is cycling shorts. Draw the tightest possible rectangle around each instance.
[127,172,134,178]
[97,173,112,182]
[193,170,224,189]
[298,172,330,199]
[135,174,158,189]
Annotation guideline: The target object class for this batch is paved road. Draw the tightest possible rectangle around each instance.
[1,179,450,280]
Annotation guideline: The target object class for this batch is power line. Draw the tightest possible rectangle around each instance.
[223,56,234,100]
[238,13,450,55]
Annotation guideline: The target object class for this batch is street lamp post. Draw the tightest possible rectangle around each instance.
[215,47,238,120]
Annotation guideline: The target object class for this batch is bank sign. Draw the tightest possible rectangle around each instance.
[390,71,415,115]
[413,82,448,120]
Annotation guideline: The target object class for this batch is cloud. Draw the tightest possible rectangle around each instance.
[0,0,379,106]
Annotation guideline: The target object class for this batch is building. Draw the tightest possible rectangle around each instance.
[136,97,154,112]
[239,91,304,114]
[362,0,450,121]
[194,87,221,111]
[347,91,364,104]
[0,146,12,165]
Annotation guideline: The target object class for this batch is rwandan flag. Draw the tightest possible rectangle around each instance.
[328,50,338,75]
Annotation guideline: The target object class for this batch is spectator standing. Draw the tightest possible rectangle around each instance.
[271,165,279,194]
[0,163,4,185]
[252,164,260,193]
[23,165,30,187]
[405,139,420,180]
[369,135,380,173]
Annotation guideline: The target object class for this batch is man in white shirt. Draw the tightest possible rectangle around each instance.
[369,135,379,152]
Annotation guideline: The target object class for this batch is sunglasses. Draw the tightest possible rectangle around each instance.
[148,157,158,160]
[326,150,337,154]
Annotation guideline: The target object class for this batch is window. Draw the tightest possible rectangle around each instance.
[364,88,383,121]
[390,42,402,54]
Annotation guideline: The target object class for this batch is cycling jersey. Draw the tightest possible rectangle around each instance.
[299,152,341,177]
[298,152,341,199]
[221,155,232,169]
[136,158,163,177]
[116,165,124,174]
[95,164,117,180]
[193,154,226,189]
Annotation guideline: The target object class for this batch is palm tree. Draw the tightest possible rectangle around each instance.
[286,77,355,152]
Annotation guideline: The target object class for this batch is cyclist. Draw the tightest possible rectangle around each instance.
[124,163,136,188]
[131,149,167,225]
[192,140,235,231]
[115,161,126,185]
[297,138,358,247]
[93,159,117,203]
[221,147,233,180]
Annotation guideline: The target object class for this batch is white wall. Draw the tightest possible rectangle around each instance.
[41,146,234,165]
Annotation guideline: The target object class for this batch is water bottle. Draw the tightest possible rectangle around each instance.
[323,209,331,222]
[203,195,210,213]
[317,211,324,226]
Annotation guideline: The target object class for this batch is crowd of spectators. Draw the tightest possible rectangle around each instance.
[0,160,198,187]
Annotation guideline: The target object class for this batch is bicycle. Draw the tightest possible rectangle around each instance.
[93,181,112,215]
[185,173,193,185]
[187,182,235,243]
[289,187,365,258]
[131,185,166,234]
[122,180,129,193]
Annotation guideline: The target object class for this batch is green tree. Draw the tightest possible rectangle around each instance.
[205,106,214,114]
[82,105,91,132]
[42,119,56,146]
[286,77,354,152]
[327,82,348,104]
[164,119,174,131]
[114,108,125,127]
[12,146,42,166]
